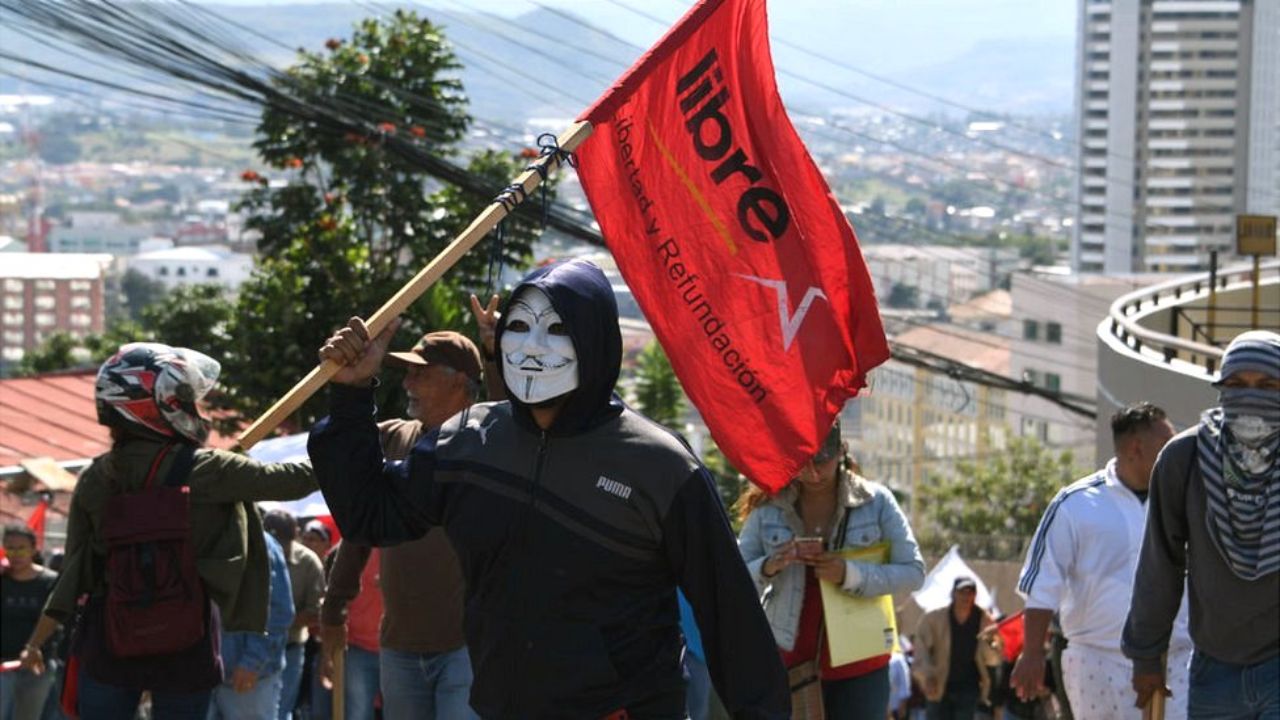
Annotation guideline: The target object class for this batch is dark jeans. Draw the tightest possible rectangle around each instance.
[926,686,980,720]
[823,665,890,720]
[1188,651,1279,720]
[76,665,211,720]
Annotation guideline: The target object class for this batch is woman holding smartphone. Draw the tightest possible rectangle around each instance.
[738,421,926,718]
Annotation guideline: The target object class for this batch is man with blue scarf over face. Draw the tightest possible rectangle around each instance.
[308,259,789,719]
[1123,330,1280,719]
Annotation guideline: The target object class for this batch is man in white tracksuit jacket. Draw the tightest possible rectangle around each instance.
[1010,402,1192,720]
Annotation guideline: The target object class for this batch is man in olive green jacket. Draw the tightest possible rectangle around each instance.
[20,343,316,692]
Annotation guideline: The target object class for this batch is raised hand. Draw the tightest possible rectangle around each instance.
[319,316,402,386]
[470,293,502,359]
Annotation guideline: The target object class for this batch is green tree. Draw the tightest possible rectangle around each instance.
[16,333,90,376]
[915,436,1081,560]
[13,288,234,378]
[140,284,235,361]
[119,269,168,321]
[222,11,555,428]
[903,197,927,218]
[631,341,685,428]
[702,442,749,531]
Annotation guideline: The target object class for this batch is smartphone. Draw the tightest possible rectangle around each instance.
[795,536,824,558]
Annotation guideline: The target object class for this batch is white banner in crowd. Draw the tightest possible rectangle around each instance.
[912,545,995,613]
[248,432,330,517]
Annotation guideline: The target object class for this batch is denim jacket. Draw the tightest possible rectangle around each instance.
[738,472,925,652]
[219,532,294,680]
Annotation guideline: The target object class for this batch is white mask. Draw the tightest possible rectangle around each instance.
[501,288,579,404]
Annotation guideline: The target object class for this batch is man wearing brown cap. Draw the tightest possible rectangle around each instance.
[319,328,491,720]
[913,576,1000,720]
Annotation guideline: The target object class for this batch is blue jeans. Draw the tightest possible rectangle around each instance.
[308,648,331,720]
[1188,651,1279,720]
[340,645,380,720]
[76,666,210,720]
[40,660,70,720]
[1,666,56,720]
[926,686,980,720]
[824,665,891,720]
[277,644,305,720]
[208,671,284,720]
[684,651,712,720]
[379,647,477,720]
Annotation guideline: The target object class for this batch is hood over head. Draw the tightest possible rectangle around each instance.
[496,259,624,435]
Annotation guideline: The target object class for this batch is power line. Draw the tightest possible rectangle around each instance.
[599,0,1145,202]
[599,0,1152,222]
[3,0,1103,421]
[512,0,1139,230]
[356,0,1107,405]
[864,362,1095,430]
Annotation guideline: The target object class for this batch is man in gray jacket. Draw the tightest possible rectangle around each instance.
[1123,330,1280,719]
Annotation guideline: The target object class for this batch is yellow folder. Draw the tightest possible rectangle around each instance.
[819,542,900,666]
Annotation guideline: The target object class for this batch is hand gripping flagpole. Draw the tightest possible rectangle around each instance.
[1141,653,1168,720]
[235,120,593,451]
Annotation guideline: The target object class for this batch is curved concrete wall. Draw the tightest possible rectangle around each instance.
[1095,326,1218,460]
[1094,280,1276,460]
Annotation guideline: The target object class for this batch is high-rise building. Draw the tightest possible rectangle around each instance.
[1072,0,1279,273]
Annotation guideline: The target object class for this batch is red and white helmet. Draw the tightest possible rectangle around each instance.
[94,342,221,444]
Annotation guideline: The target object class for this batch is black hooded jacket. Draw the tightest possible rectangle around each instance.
[310,260,788,719]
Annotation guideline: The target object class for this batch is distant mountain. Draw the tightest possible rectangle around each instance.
[0,2,1075,122]
[900,37,1076,115]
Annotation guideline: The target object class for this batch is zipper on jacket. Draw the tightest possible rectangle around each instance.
[504,430,549,712]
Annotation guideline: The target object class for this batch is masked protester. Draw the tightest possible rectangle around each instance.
[1123,331,1280,719]
[311,259,789,719]
[18,343,317,720]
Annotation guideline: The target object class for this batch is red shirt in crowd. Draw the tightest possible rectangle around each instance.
[345,549,383,653]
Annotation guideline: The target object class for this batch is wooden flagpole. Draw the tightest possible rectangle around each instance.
[332,648,346,720]
[1141,653,1168,720]
[235,120,593,451]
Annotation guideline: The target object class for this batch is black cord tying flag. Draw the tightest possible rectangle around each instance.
[487,133,577,298]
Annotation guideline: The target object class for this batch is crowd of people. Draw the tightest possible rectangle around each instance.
[0,258,1275,720]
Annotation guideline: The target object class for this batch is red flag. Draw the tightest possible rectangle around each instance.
[26,498,49,549]
[997,611,1025,663]
[576,0,888,490]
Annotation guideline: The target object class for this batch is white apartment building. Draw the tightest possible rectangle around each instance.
[48,211,156,255]
[1072,0,1279,273]
[862,244,1021,310]
[852,324,1011,520]
[1008,271,1158,466]
[128,245,254,292]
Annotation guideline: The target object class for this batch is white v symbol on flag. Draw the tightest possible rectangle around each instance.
[735,274,827,351]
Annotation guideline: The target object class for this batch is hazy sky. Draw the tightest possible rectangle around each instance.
[197,0,1078,76]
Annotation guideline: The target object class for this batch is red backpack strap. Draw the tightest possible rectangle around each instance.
[142,444,177,491]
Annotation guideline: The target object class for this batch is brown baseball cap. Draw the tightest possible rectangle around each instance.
[385,331,483,381]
